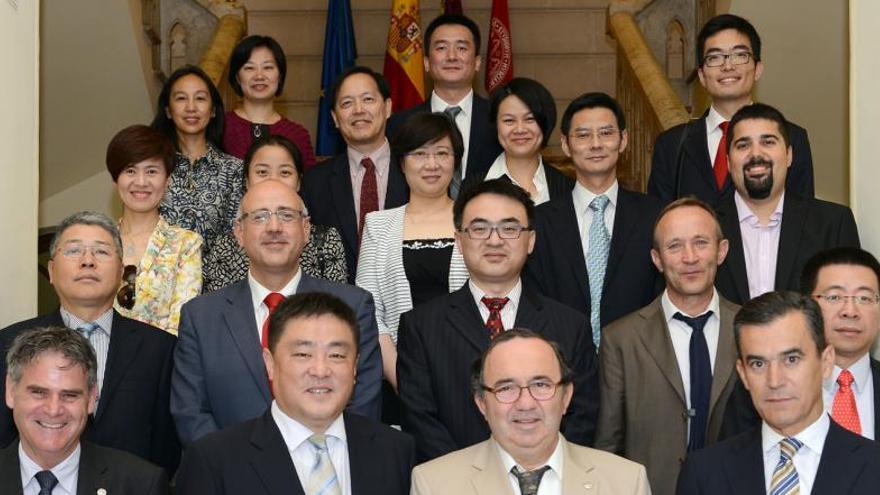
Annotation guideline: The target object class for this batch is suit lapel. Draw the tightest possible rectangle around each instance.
[605,189,637,291]
[708,298,737,430]
[139,220,168,275]
[0,443,23,493]
[330,154,358,256]
[514,287,548,334]
[223,281,271,402]
[249,411,304,495]
[345,413,383,493]
[717,196,751,303]
[635,299,686,404]
[551,197,590,308]
[95,312,145,421]
[872,359,880,440]
[560,438,599,494]
[471,440,514,495]
[385,158,408,208]
[448,285,491,353]
[76,442,110,494]
[774,195,807,289]
[813,421,868,494]
[685,116,719,193]
[722,428,765,493]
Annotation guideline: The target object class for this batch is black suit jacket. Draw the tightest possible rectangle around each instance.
[0,441,168,495]
[386,94,502,183]
[176,410,415,495]
[648,114,815,206]
[0,311,179,473]
[676,420,880,494]
[301,151,409,283]
[396,283,599,462]
[715,193,860,304]
[525,186,663,328]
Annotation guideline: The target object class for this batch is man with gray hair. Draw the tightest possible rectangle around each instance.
[0,210,179,474]
[0,327,169,494]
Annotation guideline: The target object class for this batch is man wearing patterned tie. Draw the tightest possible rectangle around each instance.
[0,211,179,474]
[172,180,382,445]
[397,179,598,462]
[177,293,414,495]
[677,291,880,494]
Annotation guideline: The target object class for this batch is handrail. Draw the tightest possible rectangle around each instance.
[199,13,247,87]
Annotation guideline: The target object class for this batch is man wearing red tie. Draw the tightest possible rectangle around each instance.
[171,180,382,445]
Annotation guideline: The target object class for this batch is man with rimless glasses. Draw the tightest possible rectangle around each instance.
[397,179,598,462]
[171,179,382,446]
[0,211,180,474]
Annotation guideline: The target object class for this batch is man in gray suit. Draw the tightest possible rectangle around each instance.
[172,180,381,445]
[595,197,740,495]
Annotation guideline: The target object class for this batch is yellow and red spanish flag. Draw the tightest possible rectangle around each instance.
[485,0,514,94]
[383,0,426,112]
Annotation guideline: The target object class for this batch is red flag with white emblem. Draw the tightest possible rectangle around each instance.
[485,0,513,94]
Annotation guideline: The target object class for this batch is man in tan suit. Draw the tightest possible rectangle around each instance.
[412,329,648,495]
[594,197,739,495]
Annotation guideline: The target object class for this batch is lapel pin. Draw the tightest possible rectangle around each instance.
[97,489,107,495]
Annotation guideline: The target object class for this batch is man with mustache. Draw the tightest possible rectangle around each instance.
[171,180,382,445]
[714,103,859,305]
[301,66,409,283]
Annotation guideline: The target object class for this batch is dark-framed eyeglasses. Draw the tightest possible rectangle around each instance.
[702,51,753,67]
[480,380,565,404]
[116,264,137,310]
[460,221,533,240]
[239,208,308,225]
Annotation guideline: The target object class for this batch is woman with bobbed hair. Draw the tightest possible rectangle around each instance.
[151,64,244,253]
[480,77,574,205]
[106,124,202,334]
[223,35,317,170]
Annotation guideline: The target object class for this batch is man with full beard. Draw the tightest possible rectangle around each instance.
[714,103,859,305]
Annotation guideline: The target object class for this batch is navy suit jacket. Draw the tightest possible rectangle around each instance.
[676,420,880,494]
[301,151,409,283]
[0,311,179,474]
[171,274,382,445]
[177,410,415,495]
[525,186,663,328]
[648,114,815,206]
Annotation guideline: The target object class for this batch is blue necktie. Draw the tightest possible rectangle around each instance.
[35,470,58,495]
[76,322,99,340]
[673,310,713,451]
[586,195,610,348]
[444,106,463,199]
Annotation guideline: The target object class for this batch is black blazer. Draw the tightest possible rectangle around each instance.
[525,186,663,328]
[0,440,169,495]
[396,283,599,462]
[648,114,815,206]
[176,410,415,495]
[301,151,409,283]
[0,311,179,474]
[386,94,502,183]
[676,420,880,494]
[715,193,860,304]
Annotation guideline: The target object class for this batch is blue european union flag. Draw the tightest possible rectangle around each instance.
[316,0,358,156]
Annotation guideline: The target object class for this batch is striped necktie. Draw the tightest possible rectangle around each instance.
[769,437,803,495]
[306,434,342,495]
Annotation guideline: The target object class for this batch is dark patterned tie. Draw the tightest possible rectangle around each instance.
[511,466,550,495]
[481,296,509,339]
[673,310,713,451]
[444,106,464,198]
[35,470,58,495]
[359,157,379,239]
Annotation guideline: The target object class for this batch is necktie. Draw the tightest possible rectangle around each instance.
[673,311,714,451]
[359,157,379,238]
[444,106,464,199]
[832,369,861,435]
[511,466,550,495]
[261,292,286,349]
[306,434,342,495]
[769,437,803,495]
[713,121,729,190]
[76,322,99,340]
[586,195,611,349]
[482,296,509,339]
[35,470,58,495]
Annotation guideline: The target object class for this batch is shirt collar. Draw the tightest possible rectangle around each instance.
[271,401,348,452]
[485,153,549,190]
[19,441,81,494]
[661,288,720,322]
[825,352,873,395]
[495,433,564,481]
[60,306,114,337]
[248,269,303,311]
[762,412,830,457]
[572,180,619,216]
[347,140,391,178]
[734,190,785,226]
[468,278,522,314]
[431,90,474,116]
[706,105,729,133]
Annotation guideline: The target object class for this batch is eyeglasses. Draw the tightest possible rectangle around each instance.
[406,150,454,163]
[702,51,753,67]
[813,293,880,306]
[56,243,116,262]
[116,264,137,310]
[568,127,620,144]
[239,208,308,225]
[481,380,564,404]
[460,221,532,240]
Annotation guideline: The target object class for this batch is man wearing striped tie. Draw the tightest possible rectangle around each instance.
[676,291,880,494]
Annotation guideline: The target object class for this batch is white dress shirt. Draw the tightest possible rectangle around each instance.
[823,353,876,440]
[734,191,784,300]
[60,307,113,402]
[248,269,303,341]
[571,180,618,262]
[20,442,80,495]
[271,401,352,495]
[431,90,474,177]
[761,413,829,495]
[484,153,551,205]
[705,106,728,166]
[470,279,522,331]
[498,434,564,495]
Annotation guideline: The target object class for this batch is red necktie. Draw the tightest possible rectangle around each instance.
[832,369,861,435]
[359,157,379,237]
[713,121,729,190]
[482,297,509,339]
[261,292,285,349]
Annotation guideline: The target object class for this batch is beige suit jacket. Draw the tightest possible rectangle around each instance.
[411,436,650,495]
[593,294,739,495]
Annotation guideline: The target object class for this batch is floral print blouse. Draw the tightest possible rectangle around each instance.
[114,217,203,335]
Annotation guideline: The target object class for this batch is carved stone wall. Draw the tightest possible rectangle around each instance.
[635,0,696,108]
[142,0,219,80]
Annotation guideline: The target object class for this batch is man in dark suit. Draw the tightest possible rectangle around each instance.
[301,66,408,283]
[2,327,168,494]
[172,180,382,445]
[0,211,179,474]
[525,92,663,346]
[648,14,814,206]
[177,292,414,495]
[714,103,859,305]
[386,13,502,193]
[676,291,880,494]
[397,179,598,462]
